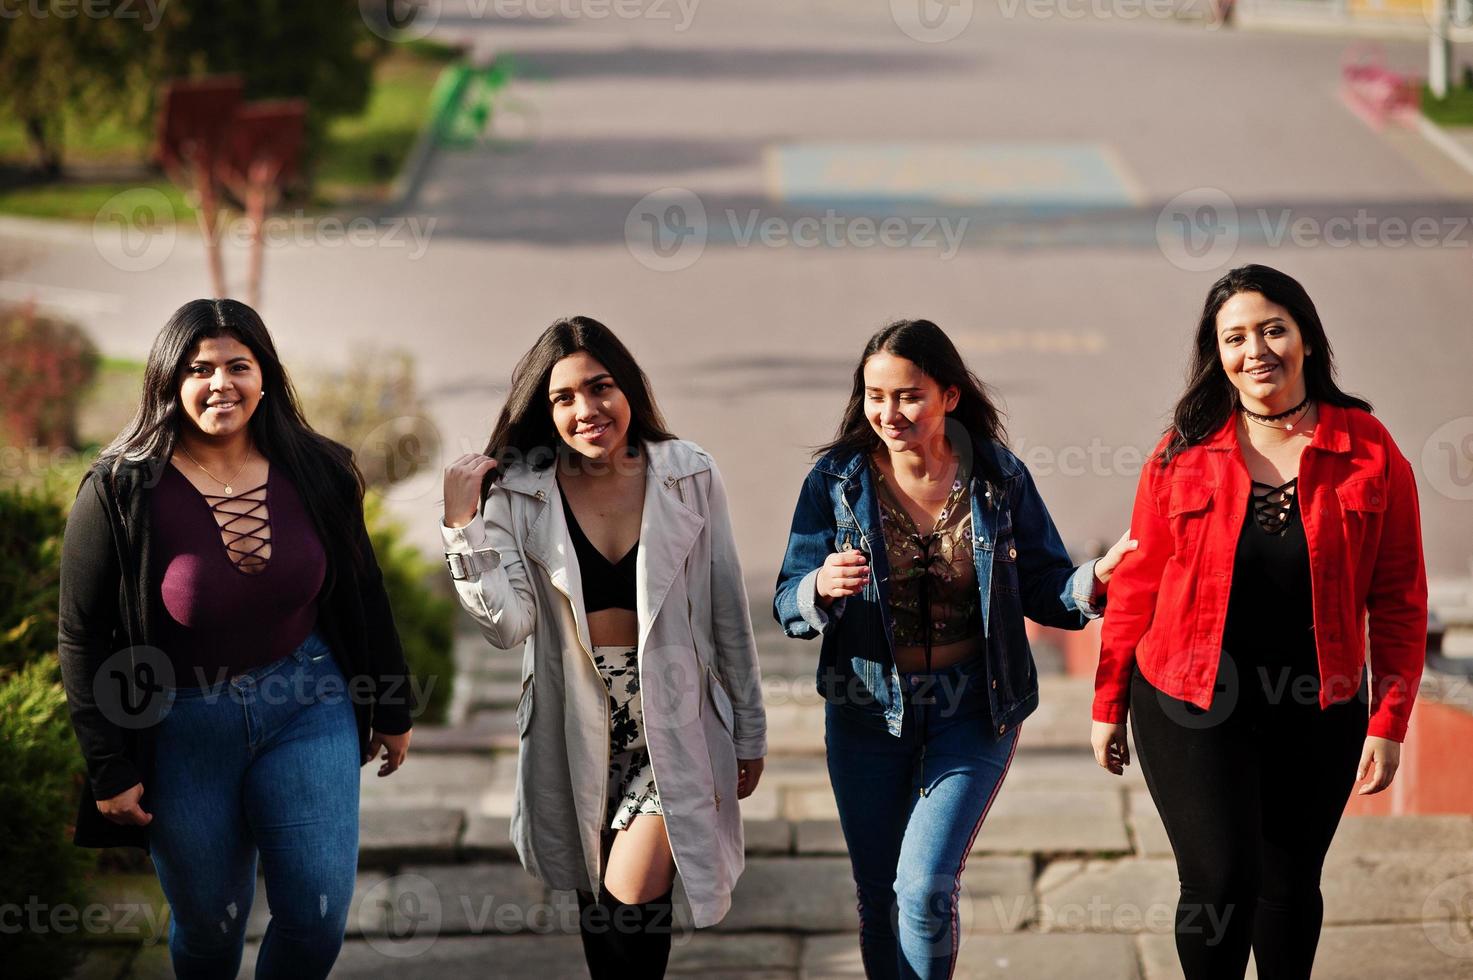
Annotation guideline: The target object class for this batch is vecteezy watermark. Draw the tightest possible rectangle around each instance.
[1156,187,1473,271]
[359,876,697,957]
[0,897,170,942]
[93,188,180,273]
[92,646,176,730]
[1156,188,1240,273]
[890,0,975,43]
[1422,872,1473,960]
[215,213,438,259]
[0,0,169,30]
[624,188,969,271]
[92,192,438,273]
[1012,438,1152,480]
[359,0,699,42]
[356,416,443,503]
[994,0,1225,27]
[1422,417,1473,502]
[362,875,443,958]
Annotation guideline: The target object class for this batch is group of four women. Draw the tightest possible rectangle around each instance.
[60,263,1426,980]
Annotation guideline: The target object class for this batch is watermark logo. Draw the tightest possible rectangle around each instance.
[93,188,178,273]
[360,0,439,42]
[891,0,974,42]
[625,188,708,272]
[1156,187,1239,272]
[92,646,175,730]
[1422,417,1473,501]
[0,0,170,30]
[362,874,442,957]
[356,416,443,502]
[1422,872,1473,959]
[624,188,970,270]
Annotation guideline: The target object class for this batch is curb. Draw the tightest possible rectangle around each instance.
[387,63,474,211]
[1415,113,1473,180]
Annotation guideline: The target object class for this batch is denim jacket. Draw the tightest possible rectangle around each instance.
[774,438,1102,739]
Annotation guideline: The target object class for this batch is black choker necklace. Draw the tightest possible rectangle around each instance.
[1241,396,1311,431]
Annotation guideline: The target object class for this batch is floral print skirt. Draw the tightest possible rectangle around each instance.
[591,645,663,830]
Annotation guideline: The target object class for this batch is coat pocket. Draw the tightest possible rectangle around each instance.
[1163,481,1214,555]
[1337,476,1387,560]
[706,665,735,735]
[515,676,535,738]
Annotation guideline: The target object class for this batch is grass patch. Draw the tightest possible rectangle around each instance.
[0,179,187,222]
[1422,83,1473,128]
[315,43,458,203]
[0,41,461,219]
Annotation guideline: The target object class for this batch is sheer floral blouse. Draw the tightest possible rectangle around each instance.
[870,453,982,649]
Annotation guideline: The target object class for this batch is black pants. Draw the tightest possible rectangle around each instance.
[1129,656,1368,980]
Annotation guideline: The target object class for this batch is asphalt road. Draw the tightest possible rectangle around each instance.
[4,0,1471,579]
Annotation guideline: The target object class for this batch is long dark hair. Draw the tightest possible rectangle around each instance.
[1160,265,1372,465]
[99,298,366,578]
[480,316,676,494]
[817,318,1007,483]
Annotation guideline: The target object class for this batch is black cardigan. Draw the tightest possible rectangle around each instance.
[57,453,415,849]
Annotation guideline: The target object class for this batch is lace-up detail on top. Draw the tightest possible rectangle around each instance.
[1250,478,1297,535]
[200,483,272,573]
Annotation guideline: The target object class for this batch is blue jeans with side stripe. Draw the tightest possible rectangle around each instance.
[825,654,1020,980]
[147,629,360,980]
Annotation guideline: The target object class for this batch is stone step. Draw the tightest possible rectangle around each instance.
[98,918,1473,980]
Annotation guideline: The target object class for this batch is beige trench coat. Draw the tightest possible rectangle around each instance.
[440,438,766,927]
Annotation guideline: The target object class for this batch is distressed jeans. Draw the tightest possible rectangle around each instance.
[147,629,360,979]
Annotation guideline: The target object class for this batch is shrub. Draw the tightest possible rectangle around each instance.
[365,494,455,726]
[300,348,441,492]
[0,485,67,674]
[0,486,95,977]
[0,303,99,449]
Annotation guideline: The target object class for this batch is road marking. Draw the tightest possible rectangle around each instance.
[768,141,1142,209]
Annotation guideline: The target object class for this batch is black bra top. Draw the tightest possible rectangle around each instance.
[560,490,638,613]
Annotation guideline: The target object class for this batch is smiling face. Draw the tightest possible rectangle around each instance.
[548,351,633,461]
[178,334,263,440]
[1216,291,1312,415]
[863,352,960,455]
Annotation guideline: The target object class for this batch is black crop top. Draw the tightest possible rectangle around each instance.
[561,489,638,613]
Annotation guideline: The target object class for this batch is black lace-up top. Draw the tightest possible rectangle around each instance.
[1222,477,1317,669]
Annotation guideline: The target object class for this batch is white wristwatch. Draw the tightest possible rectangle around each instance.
[445,548,500,580]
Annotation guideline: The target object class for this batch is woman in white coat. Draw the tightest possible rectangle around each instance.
[440,316,766,978]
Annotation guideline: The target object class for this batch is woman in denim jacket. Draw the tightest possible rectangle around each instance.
[774,319,1134,979]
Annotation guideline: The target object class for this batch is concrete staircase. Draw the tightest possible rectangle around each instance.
[81,609,1473,979]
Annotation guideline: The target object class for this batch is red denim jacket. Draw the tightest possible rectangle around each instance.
[1093,403,1426,742]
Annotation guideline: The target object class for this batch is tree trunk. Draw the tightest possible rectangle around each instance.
[23,116,62,179]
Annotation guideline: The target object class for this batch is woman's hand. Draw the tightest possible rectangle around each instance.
[1355,736,1400,795]
[97,782,152,826]
[1093,530,1139,591]
[816,548,869,606]
[1091,721,1131,775]
[443,453,498,529]
[365,728,412,777]
[737,757,765,799]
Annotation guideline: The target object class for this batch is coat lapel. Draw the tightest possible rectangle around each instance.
[637,450,706,652]
[508,442,710,656]
[516,470,595,657]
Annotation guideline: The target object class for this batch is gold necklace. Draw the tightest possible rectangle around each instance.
[180,444,252,496]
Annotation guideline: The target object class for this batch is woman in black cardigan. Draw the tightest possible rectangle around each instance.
[58,299,416,979]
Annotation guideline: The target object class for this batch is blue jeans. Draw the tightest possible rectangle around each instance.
[825,654,1021,980]
[148,630,360,980]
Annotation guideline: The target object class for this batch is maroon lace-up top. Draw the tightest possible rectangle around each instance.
[151,462,327,684]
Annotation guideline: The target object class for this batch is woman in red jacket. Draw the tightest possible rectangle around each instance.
[1090,264,1426,980]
